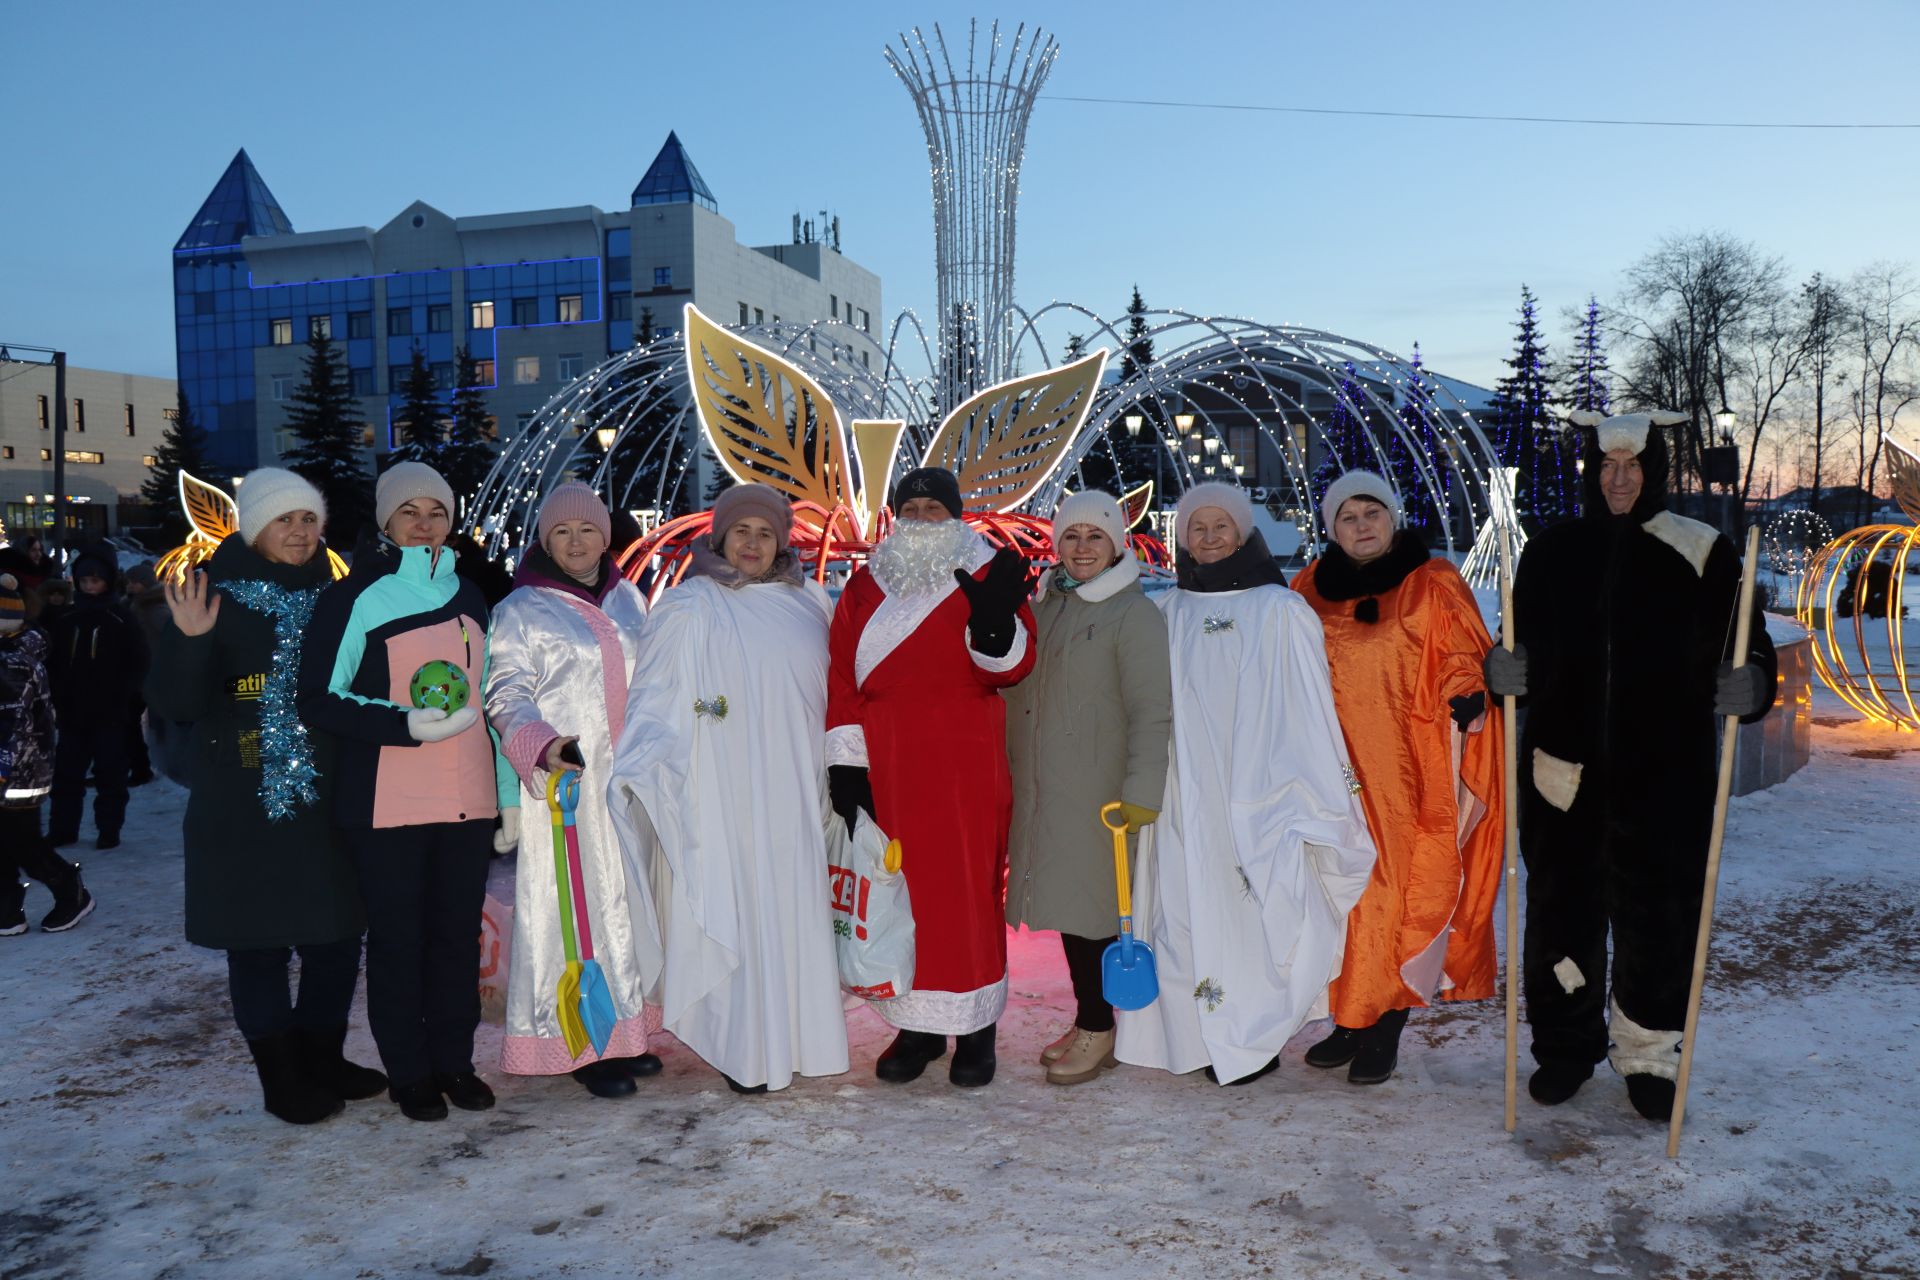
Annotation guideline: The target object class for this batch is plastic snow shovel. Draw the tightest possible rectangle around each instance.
[1099,802,1158,1010]
[546,771,616,1058]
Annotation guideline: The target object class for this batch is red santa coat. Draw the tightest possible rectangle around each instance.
[826,543,1036,1034]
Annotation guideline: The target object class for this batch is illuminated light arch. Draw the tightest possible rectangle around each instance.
[1795,436,1920,730]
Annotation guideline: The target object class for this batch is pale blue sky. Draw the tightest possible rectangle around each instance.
[5,0,1918,390]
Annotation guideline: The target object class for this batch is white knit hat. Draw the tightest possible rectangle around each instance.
[237,468,328,547]
[1174,481,1255,552]
[375,461,457,531]
[1051,490,1128,554]
[1320,469,1404,532]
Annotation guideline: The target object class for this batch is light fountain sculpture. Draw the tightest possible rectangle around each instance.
[1796,435,1920,729]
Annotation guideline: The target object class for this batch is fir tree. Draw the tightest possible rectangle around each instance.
[1489,285,1568,528]
[140,388,213,546]
[391,345,445,466]
[281,331,372,547]
[1313,361,1373,526]
[1561,295,1612,415]
[1120,285,1153,380]
[437,347,498,520]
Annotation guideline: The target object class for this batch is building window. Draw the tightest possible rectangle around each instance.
[470,300,495,330]
[432,362,454,390]
[309,314,332,341]
[37,395,48,429]
[270,317,293,346]
[514,356,540,385]
[350,368,375,396]
[558,295,583,323]
[388,309,412,336]
[64,450,105,465]
[607,294,631,320]
[474,358,495,384]
[142,454,158,466]
[1,446,12,459]
[831,294,839,320]
[349,310,373,339]
[862,349,870,369]
[558,353,584,383]
[428,304,451,333]
[123,404,136,436]
[754,308,764,325]
[739,302,750,325]
[72,400,85,432]
[515,412,534,437]
[511,297,539,327]
[861,308,870,333]
[39,448,51,461]
[272,375,291,401]
[653,267,672,287]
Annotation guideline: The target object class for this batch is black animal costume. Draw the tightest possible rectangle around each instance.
[1512,421,1776,1093]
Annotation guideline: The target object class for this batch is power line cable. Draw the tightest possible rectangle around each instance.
[1040,94,1920,130]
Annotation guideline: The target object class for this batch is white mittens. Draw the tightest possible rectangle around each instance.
[492,807,520,854]
[407,704,480,743]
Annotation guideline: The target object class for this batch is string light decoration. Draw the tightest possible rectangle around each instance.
[1765,508,1833,603]
[1795,436,1920,729]
[465,24,1513,571]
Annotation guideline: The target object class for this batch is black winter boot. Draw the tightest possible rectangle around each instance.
[572,1059,638,1099]
[1626,1074,1676,1122]
[246,1033,344,1126]
[39,868,94,933]
[433,1071,496,1111]
[1,880,26,937]
[608,1053,663,1078]
[949,1024,998,1087]
[296,1025,388,1101]
[875,1029,947,1083]
[1204,1056,1280,1086]
[1347,1008,1409,1086]
[389,1078,448,1122]
[1304,1025,1364,1069]
[1528,1060,1594,1106]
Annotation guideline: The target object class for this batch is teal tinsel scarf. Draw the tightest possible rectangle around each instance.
[222,579,324,821]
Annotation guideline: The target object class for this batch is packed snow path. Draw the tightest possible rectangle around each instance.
[4,702,1917,1278]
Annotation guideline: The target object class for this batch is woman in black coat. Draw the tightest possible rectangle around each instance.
[147,468,383,1126]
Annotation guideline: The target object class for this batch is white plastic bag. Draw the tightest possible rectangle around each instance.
[825,810,915,1000]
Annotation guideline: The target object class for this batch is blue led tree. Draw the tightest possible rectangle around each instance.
[1561,295,1612,416]
[1314,361,1373,521]
[1490,286,1570,529]
[1388,343,1444,536]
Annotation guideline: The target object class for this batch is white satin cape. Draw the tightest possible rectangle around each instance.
[1114,583,1378,1084]
[607,574,849,1090]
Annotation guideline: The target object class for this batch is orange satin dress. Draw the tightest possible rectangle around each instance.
[1294,555,1505,1029]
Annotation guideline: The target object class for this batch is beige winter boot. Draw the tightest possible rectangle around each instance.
[1045,1028,1117,1085]
[1039,1026,1078,1065]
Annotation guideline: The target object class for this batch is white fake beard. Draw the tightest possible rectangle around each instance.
[870,518,984,596]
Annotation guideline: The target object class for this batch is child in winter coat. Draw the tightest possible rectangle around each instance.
[0,572,94,934]
[46,543,149,849]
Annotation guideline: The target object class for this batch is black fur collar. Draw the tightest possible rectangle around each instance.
[1176,528,1291,593]
[1312,530,1429,623]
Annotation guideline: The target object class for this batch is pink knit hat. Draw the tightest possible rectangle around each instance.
[536,481,612,549]
[711,483,793,550]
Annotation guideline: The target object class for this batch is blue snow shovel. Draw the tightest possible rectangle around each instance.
[1100,802,1159,1010]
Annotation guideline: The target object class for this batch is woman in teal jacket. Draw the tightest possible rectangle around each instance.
[298,462,517,1123]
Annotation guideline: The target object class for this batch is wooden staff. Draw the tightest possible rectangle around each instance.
[1668,525,1762,1159]
[1499,532,1520,1134]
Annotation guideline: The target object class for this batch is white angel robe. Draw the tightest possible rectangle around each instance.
[608,573,850,1090]
[1115,583,1378,1084]
[485,573,661,1074]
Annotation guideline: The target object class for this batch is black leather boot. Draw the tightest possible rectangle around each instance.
[1304,1025,1363,1069]
[296,1024,388,1101]
[949,1024,997,1087]
[875,1029,947,1083]
[1347,1008,1409,1085]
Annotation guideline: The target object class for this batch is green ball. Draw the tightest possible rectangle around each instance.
[409,660,470,713]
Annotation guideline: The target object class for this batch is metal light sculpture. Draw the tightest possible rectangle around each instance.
[1765,508,1832,604]
[887,20,1057,412]
[156,471,348,582]
[1796,435,1920,729]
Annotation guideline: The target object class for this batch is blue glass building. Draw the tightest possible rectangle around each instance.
[173,136,882,474]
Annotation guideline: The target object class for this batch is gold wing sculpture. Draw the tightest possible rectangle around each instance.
[920,350,1109,514]
[1885,434,1920,524]
[157,469,347,581]
[684,304,859,533]
[1122,479,1154,530]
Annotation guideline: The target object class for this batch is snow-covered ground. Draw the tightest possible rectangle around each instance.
[5,673,1919,1278]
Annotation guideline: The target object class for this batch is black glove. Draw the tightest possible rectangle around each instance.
[827,765,874,837]
[1448,691,1486,732]
[1713,661,1771,718]
[1483,644,1528,698]
[953,548,1033,658]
